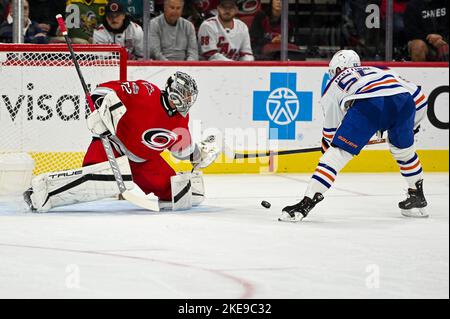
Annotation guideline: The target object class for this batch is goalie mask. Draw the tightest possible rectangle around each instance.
[166,72,198,117]
[328,50,361,78]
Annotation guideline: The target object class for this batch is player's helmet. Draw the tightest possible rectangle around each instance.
[165,72,198,117]
[328,50,361,78]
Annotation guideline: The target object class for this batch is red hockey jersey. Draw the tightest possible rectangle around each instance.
[94,80,193,161]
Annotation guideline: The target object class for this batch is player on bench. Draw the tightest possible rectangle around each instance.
[24,72,220,212]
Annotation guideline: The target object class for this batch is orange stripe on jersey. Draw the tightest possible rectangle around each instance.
[401,161,421,171]
[360,79,398,93]
[316,168,335,182]
[323,132,334,139]
[415,94,425,105]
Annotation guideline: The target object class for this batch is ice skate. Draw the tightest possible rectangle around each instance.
[279,193,324,222]
[399,180,429,218]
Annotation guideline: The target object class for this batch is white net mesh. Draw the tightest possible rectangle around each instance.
[0,50,121,67]
[0,44,126,176]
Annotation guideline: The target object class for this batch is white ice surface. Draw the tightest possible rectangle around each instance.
[0,173,448,299]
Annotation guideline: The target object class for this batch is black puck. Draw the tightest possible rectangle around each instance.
[261,201,271,209]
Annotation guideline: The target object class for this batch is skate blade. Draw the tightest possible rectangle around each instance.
[278,213,304,223]
[401,207,429,218]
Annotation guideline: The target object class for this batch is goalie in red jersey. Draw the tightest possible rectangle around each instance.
[24,72,220,212]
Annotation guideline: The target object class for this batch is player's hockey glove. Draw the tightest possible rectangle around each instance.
[191,135,221,170]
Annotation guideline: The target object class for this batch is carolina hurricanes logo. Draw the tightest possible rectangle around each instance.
[237,0,260,14]
[142,128,178,151]
[110,3,119,12]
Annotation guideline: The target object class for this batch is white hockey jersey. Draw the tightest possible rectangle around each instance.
[93,21,144,60]
[320,66,428,151]
[197,16,254,61]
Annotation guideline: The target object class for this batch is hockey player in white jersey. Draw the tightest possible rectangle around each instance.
[197,0,254,61]
[280,50,429,222]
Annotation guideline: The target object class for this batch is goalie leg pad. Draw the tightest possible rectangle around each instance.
[170,172,192,211]
[162,172,206,211]
[26,156,133,213]
[191,171,205,206]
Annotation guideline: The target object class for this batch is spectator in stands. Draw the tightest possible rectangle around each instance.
[342,0,370,48]
[186,0,259,32]
[28,0,65,38]
[1,0,9,24]
[0,0,49,43]
[381,0,409,60]
[93,0,144,60]
[116,0,143,25]
[198,0,254,61]
[249,0,294,60]
[404,0,448,61]
[64,0,107,44]
[184,0,216,32]
[381,0,409,33]
[149,0,198,61]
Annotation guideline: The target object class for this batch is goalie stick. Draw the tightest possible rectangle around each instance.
[230,138,387,159]
[55,14,159,212]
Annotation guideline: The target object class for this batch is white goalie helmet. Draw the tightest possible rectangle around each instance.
[166,71,199,117]
[328,50,361,78]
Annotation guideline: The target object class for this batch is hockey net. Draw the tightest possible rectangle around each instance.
[0,44,127,176]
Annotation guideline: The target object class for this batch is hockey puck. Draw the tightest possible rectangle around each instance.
[261,201,271,209]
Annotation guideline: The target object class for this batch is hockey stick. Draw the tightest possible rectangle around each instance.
[231,138,387,159]
[55,15,159,212]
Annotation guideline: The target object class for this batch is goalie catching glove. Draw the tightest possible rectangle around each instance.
[190,135,221,170]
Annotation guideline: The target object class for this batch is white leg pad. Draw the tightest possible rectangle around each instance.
[165,171,205,211]
[191,171,205,206]
[28,156,133,213]
[170,172,192,211]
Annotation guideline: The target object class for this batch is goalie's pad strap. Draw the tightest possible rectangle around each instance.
[43,174,133,207]
[173,180,191,203]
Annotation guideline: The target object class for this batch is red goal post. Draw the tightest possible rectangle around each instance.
[0,44,127,176]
